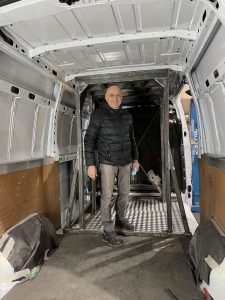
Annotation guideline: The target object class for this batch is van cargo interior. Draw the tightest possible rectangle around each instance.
[0,0,225,241]
[1,0,225,299]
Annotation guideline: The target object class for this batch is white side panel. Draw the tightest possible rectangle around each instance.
[10,99,36,161]
[33,106,52,158]
[0,92,12,161]
[0,51,55,100]
[209,84,225,153]
[194,25,225,91]
[198,95,218,153]
[57,109,77,156]
[0,78,56,163]
[191,22,225,155]
[70,116,77,153]
[58,112,71,155]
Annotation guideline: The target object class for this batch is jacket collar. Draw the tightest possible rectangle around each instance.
[100,100,122,113]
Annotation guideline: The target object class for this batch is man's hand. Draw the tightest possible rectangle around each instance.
[87,165,97,180]
[132,160,139,172]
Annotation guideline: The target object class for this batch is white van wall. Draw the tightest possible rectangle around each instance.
[0,50,78,164]
[190,22,225,155]
[0,49,80,235]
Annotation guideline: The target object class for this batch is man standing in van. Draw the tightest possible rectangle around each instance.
[84,85,139,247]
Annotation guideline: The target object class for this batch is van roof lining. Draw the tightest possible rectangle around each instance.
[0,0,212,84]
[0,0,218,86]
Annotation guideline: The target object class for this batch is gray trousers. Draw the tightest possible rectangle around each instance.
[100,163,131,232]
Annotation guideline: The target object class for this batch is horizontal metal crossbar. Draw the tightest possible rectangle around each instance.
[30,30,196,58]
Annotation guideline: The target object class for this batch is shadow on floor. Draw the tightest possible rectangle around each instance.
[4,233,204,300]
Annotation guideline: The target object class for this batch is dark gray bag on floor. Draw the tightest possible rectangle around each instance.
[187,219,225,285]
[0,213,59,284]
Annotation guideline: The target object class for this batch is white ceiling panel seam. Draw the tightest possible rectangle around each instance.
[29,30,197,58]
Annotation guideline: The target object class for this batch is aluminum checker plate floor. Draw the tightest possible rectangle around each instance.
[84,197,185,234]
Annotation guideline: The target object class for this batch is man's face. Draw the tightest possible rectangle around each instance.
[105,86,123,109]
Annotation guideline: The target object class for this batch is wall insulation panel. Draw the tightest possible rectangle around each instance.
[0,162,60,235]
[199,158,225,231]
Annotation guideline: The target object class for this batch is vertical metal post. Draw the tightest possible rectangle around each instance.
[169,147,190,234]
[161,74,172,233]
[65,157,79,228]
[48,83,63,158]
[160,85,166,203]
[76,87,84,229]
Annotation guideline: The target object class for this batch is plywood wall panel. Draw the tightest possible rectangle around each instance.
[199,159,225,231]
[0,163,60,236]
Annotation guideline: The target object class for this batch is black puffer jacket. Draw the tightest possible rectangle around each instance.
[84,101,138,166]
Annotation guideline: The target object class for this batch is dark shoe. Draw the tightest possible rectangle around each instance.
[115,218,134,231]
[102,231,124,248]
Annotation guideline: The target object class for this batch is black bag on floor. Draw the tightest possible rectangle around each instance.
[187,219,225,285]
[0,213,59,283]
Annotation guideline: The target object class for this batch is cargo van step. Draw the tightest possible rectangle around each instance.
[71,197,187,237]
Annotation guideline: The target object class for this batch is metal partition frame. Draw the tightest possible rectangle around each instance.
[160,75,172,233]
[67,69,190,236]
[76,88,85,229]
[64,87,85,230]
